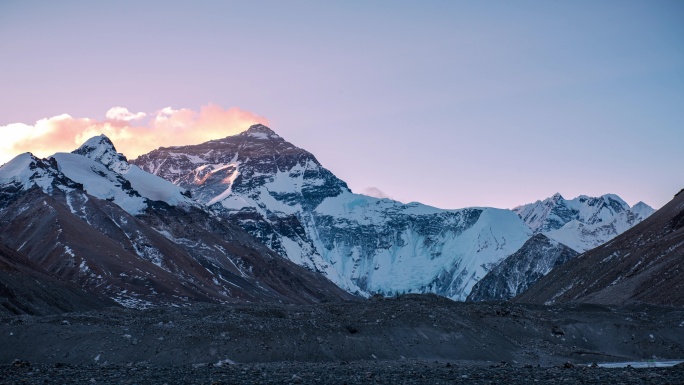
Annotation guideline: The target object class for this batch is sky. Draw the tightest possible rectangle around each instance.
[0,0,682,209]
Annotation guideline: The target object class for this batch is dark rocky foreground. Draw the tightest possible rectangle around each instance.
[1,295,683,384]
[2,360,684,385]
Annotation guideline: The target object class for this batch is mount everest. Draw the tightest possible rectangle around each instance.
[0,124,655,311]
[132,124,653,301]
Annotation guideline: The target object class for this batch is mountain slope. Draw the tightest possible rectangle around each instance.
[0,242,118,316]
[134,124,534,300]
[515,189,684,307]
[466,234,578,302]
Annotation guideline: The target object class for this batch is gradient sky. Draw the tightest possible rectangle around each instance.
[1,0,682,209]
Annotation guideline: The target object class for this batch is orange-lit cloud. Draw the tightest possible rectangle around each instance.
[0,104,269,164]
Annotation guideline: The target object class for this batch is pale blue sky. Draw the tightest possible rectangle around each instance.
[1,0,682,208]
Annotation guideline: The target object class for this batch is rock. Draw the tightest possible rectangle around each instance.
[12,359,30,368]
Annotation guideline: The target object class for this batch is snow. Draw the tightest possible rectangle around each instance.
[0,153,56,192]
[597,360,684,368]
[112,295,155,309]
[51,152,148,215]
[124,165,192,206]
[514,193,654,252]
[246,131,270,139]
[49,146,195,215]
[631,201,655,220]
[215,358,236,366]
[315,191,448,226]
[207,164,240,206]
[308,189,533,299]
[0,153,37,186]
[183,154,205,164]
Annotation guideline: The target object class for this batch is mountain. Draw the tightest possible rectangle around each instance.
[134,125,654,301]
[0,126,654,307]
[0,137,353,309]
[134,125,538,300]
[513,193,654,252]
[466,234,578,302]
[514,189,684,307]
[465,193,655,302]
[0,242,117,316]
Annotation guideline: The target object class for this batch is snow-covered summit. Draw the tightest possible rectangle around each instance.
[239,124,282,140]
[631,201,654,219]
[72,134,130,173]
[0,153,43,187]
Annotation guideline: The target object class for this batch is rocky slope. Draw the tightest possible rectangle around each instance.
[134,125,534,300]
[467,234,578,302]
[0,137,353,309]
[0,242,117,316]
[515,189,684,307]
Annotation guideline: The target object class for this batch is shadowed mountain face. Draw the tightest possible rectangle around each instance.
[0,242,117,316]
[0,137,354,310]
[467,234,578,302]
[515,190,684,307]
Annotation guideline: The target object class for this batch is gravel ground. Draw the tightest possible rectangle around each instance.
[2,295,684,384]
[2,360,684,385]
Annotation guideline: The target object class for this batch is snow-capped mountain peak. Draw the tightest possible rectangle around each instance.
[513,193,654,252]
[0,152,45,187]
[133,125,533,300]
[631,201,655,220]
[550,192,564,202]
[239,124,282,140]
[72,134,130,174]
[0,152,82,196]
[0,135,197,216]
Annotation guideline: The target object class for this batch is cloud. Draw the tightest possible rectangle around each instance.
[362,187,392,199]
[105,107,146,121]
[0,104,269,165]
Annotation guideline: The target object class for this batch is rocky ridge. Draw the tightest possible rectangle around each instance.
[467,234,579,302]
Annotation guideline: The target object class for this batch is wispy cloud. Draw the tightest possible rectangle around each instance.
[362,187,392,200]
[0,104,269,164]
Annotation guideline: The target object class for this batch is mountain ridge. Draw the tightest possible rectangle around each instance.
[132,124,653,300]
[0,125,657,306]
[0,136,355,309]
